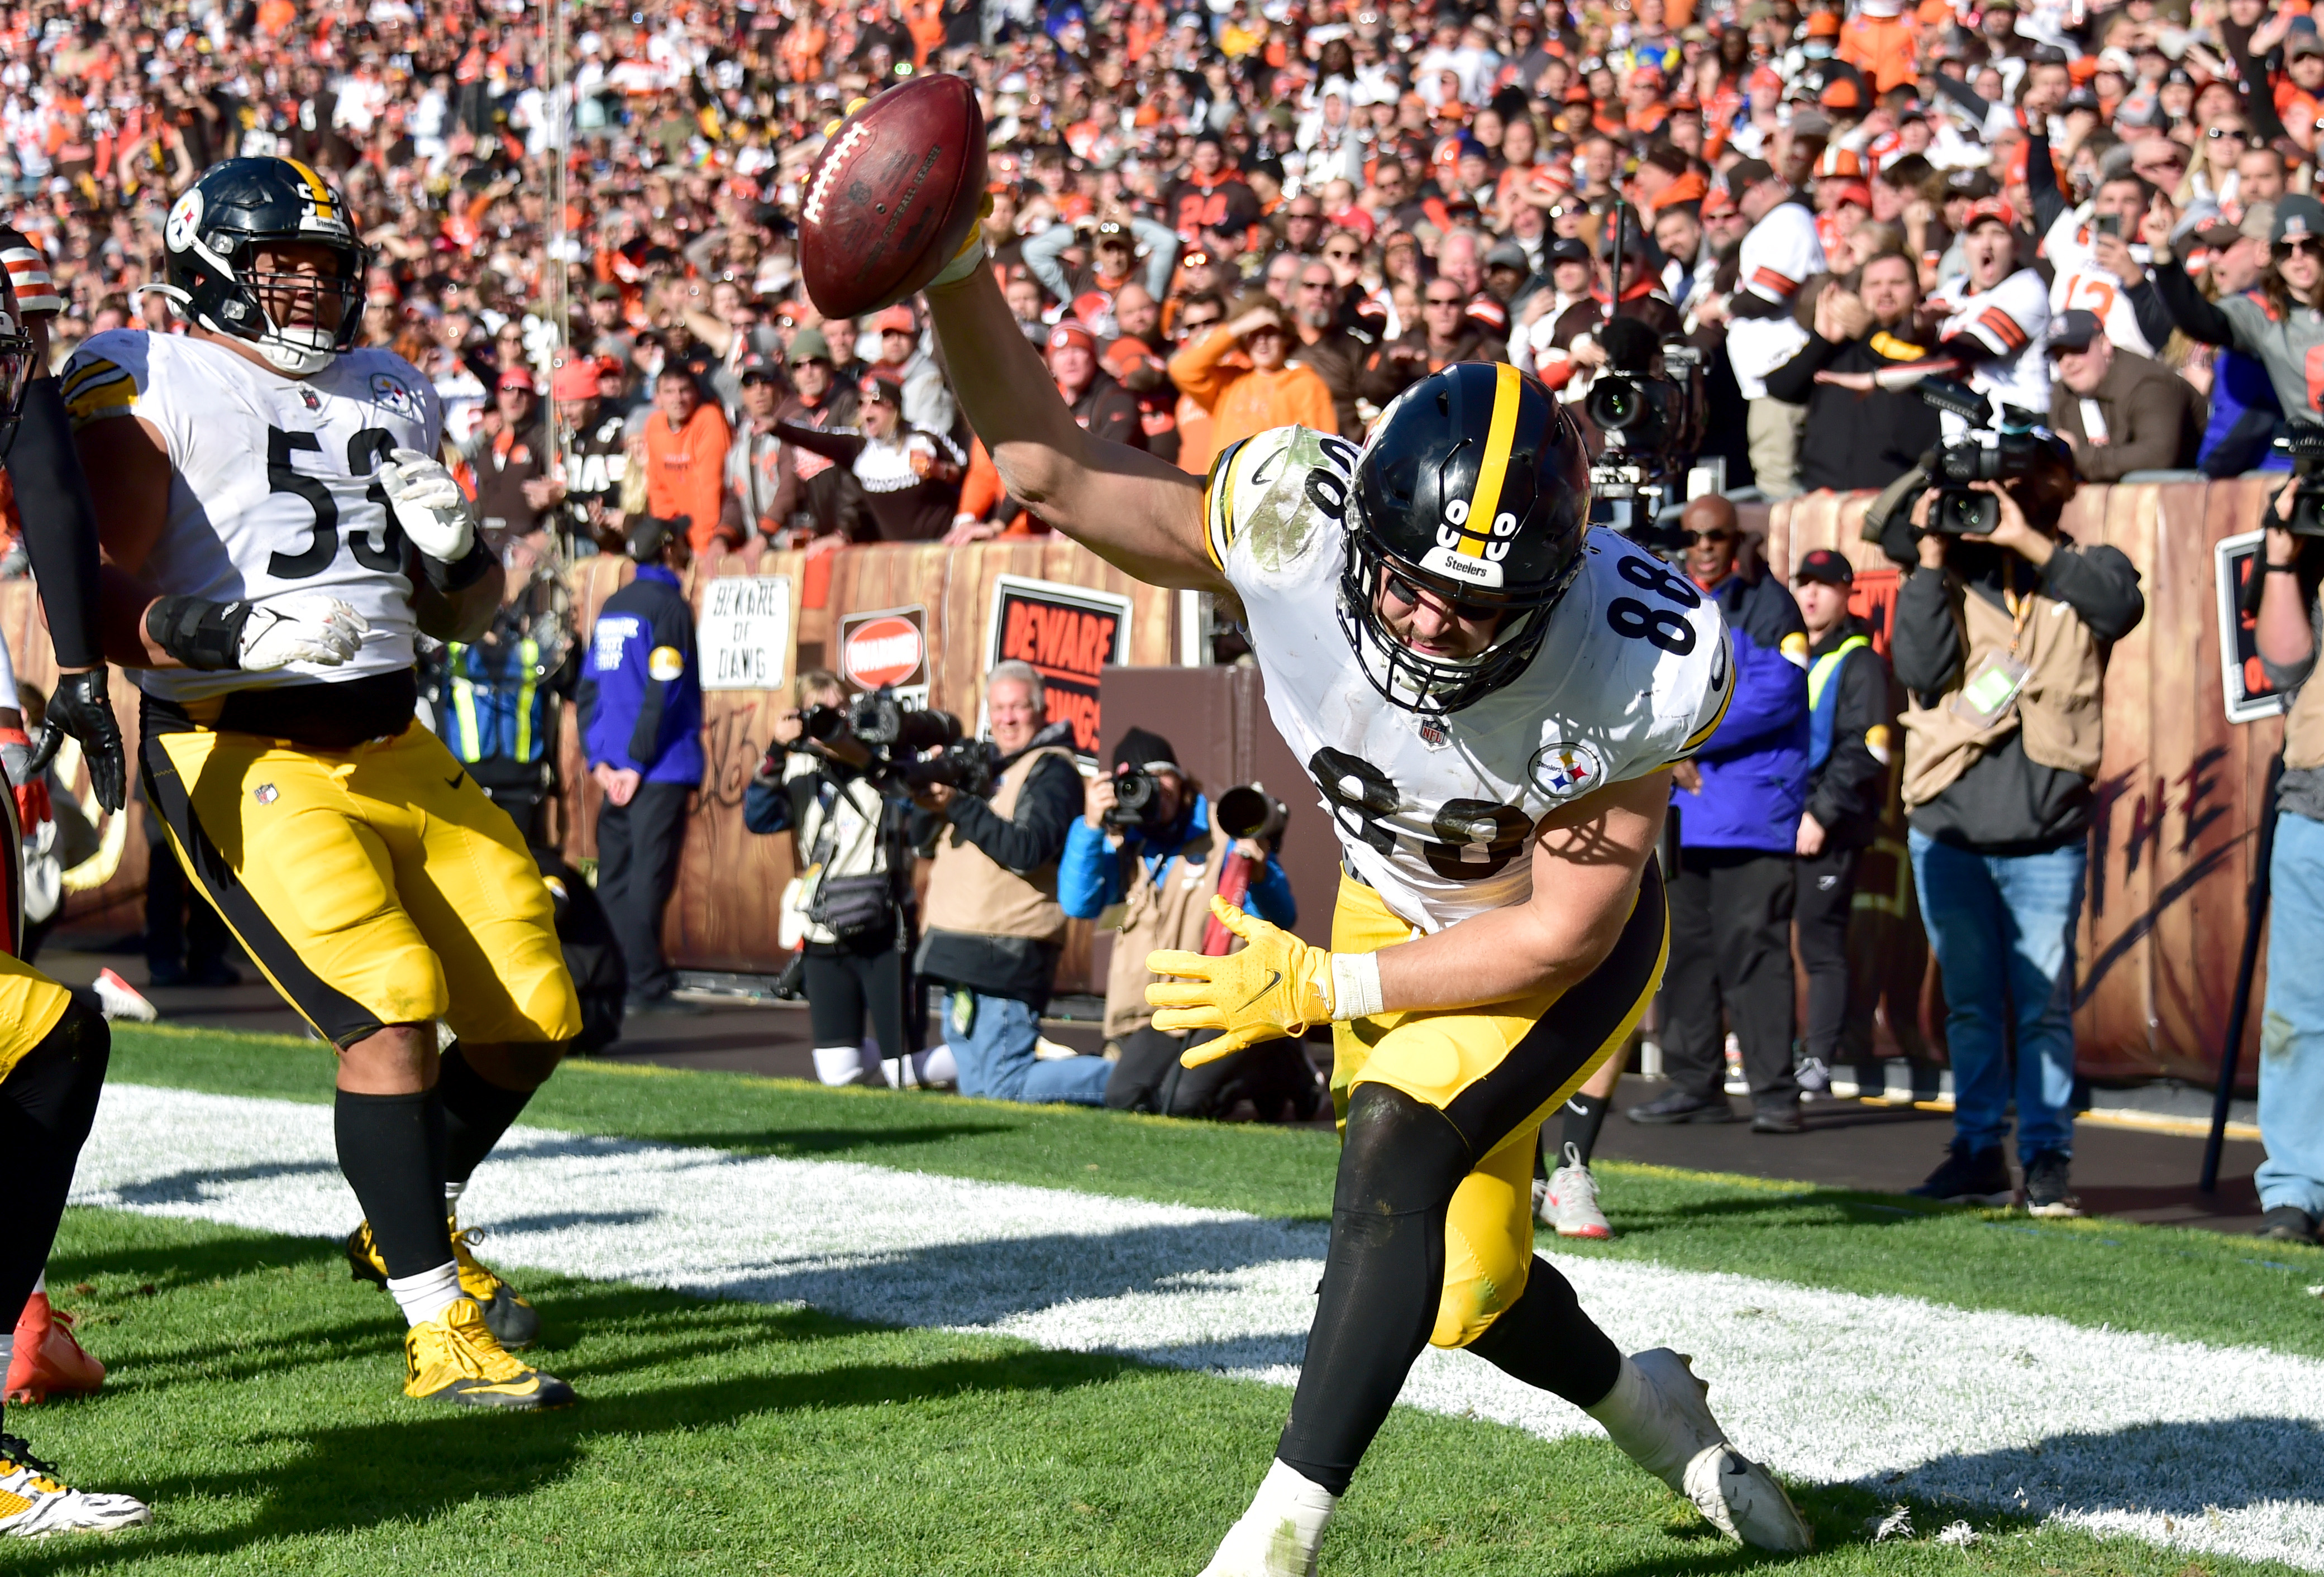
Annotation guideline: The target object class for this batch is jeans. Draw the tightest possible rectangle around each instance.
[950,992,1112,1106]
[1908,830,2086,1157]
[2260,812,2324,1216]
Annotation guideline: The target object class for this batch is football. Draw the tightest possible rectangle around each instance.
[799,74,988,321]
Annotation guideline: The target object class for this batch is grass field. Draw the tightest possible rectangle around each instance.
[4,1022,2320,1575]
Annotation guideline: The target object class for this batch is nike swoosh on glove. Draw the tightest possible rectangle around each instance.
[1146,897,1334,1063]
[24,667,125,813]
[378,447,475,563]
[240,596,370,671]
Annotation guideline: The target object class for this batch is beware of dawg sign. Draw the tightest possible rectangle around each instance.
[698,574,794,691]
[839,604,930,708]
[982,575,1134,763]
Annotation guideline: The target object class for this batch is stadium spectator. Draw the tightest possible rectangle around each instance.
[1047,321,1146,450]
[1168,292,1338,448]
[913,662,1114,1106]
[776,371,966,542]
[1724,157,1826,499]
[1883,433,2144,1217]
[723,353,793,544]
[2044,310,2206,479]
[1629,496,1812,1134]
[1762,252,1942,492]
[642,366,739,555]
[464,367,558,543]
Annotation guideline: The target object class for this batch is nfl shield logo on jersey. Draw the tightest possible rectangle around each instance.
[253,783,279,806]
[1529,740,1605,802]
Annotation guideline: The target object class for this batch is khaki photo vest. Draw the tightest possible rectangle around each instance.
[1101,822,1235,1040]
[1901,567,2105,809]
[922,745,1076,943]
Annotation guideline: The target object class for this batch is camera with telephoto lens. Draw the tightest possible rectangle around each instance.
[1916,380,2055,536]
[1104,767,1162,831]
[789,687,994,797]
[1584,316,1705,552]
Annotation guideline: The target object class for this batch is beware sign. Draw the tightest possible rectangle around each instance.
[839,605,930,700]
[984,575,1134,762]
[2216,531,2287,725]
[698,574,793,692]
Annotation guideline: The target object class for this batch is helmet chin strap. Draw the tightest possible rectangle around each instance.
[254,329,336,376]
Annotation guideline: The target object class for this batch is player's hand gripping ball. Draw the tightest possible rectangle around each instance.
[798,73,990,319]
[378,447,475,564]
[1147,899,1337,1063]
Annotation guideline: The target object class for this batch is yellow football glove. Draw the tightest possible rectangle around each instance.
[1147,898,1337,1064]
[927,192,996,291]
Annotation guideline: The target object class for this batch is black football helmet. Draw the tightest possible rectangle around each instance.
[160,157,368,375]
[1339,362,1591,714]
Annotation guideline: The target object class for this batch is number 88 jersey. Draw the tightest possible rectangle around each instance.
[1205,423,1733,933]
[63,329,443,705]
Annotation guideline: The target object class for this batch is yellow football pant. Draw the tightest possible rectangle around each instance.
[0,950,77,1084]
[142,720,581,1049]
[1328,865,1666,1349]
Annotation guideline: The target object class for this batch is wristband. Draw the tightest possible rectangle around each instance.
[2268,560,2302,574]
[1329,950,1385,1022]
[420,538,496,594]
[145,595,251,671]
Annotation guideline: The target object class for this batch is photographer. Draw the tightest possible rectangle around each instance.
[2246,482,2324,1244]
[746,671,935,1089]
[1060,730,1320,1122]
[913,663,1116,1106]
[1884,432,2144,1217]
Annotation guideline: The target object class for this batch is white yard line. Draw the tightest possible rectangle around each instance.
[73,1083,2324,1571]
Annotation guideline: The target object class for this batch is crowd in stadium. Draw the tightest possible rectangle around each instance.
[5,0,2313,549]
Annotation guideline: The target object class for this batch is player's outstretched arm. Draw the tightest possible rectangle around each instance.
[921,260,1223,594]
[1371,768,1671,1014]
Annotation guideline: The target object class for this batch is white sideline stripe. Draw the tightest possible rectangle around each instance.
[73,1084,2324,1571]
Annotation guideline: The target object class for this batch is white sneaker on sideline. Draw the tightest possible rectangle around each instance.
[91,969,157,1024]
[1586,1349,1813,1552]
[1545,1142,1613,1239]
[1198,1459,1337,1576]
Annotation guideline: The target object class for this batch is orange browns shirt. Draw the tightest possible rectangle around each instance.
[1165,326,1339,453]
[644,401,736,552]
[1839,12,1920,95]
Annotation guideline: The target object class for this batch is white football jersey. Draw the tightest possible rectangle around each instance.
[2042,209,2154,356]
[1205,425,1732,933]
[63,331,442,705]
[1927,266,2053,430]
[1725,200,1825,398]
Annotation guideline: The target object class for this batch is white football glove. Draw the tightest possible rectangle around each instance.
[239,595,370,671]
[378,447,475,563]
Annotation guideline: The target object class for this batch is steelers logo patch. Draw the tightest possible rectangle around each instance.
[648,646,686,682]
[1528,740,1605,802]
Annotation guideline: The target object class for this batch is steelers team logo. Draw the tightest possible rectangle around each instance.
[1528,740,1605,802]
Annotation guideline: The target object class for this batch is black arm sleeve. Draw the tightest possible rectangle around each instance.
[1760,333,1841,404]
[10,379,104,668]
[2150,259,2240,346]
[2039,542,2146,642]
[1891,565,1965,698]
[1808,647,1892,829]
[942,753,1080,873]
[2122,275,2178,356]
[774,423,869,465]
[2025,133,2069,240]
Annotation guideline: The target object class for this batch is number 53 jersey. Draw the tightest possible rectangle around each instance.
[1205,424,1733,934]
[64,329,443,705]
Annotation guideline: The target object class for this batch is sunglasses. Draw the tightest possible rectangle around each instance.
[1424,293,1464,305]
[1381,567,1497,620]
[1180,315,1223,331]
[2279,237,2324,259]
[2207,125,2248,139]
[1325,246,1362,260]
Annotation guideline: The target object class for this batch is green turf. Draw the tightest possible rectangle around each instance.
[104,1025,2324,1359]
[5,1208,2309,1576]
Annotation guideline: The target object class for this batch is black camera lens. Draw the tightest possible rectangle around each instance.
[1105,769,1161,830]
[1588,376,1643,431]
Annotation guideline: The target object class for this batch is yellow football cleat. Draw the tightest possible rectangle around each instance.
[402,1299,575,1411]
[347,1217,540,1350]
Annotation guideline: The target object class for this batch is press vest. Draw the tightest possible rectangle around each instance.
[1101,821,1235,1040]
[922,746,1075,943]
[1900,570,2105,809]
[1807,634,1869,771]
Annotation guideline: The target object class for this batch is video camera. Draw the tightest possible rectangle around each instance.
[791,687,995,797]
[1916,379,2059,536]
[2276,423,2324,537]
[1584,316,1705,553]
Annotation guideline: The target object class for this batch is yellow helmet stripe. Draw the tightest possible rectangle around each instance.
[1458,362,1524,559]
[284,157,337,220]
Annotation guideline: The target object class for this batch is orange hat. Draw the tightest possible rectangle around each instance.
[1816,146,1865,178]
[1047,321,1097,353]
[870,303,917,334]
[1961,195,2018,230]
[1830,180,1872,208]
[1703,184,1737,216]
[551,358,603,400]
[1804,10,1841,36]
[1820,76,1863,110]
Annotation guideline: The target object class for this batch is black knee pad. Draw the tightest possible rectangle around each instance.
[1334,1082,1474,1219]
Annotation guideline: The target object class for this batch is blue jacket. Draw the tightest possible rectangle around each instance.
[577,565,704,786]
[2198,344,2289,477]
[1059,794,1297,928]
[1676,570,1810,852]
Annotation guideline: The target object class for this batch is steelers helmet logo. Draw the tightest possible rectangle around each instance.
[165,188,206,254]
[1528,740,1605,802]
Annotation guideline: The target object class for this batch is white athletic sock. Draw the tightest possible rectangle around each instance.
[385,1261,464,1327]
[31,1270,44,1296]
[812,1045,866,1086]
[442,1179,466,1213]
[881,1045,957,1088]
[1203,1459,1338,1577]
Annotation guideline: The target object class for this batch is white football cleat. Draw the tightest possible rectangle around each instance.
[1199,1459,1338,1576]
[1586,1349,1812,1552]
[1544,1142,1614,1239]
[0,1435,150,1537]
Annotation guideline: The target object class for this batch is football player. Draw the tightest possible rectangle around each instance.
[906,223,1814,1570]
[0,238,149,1533]
[64,157,581,1411]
